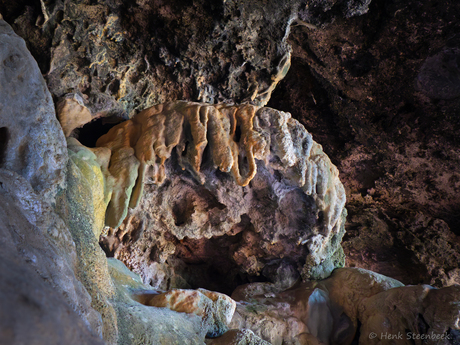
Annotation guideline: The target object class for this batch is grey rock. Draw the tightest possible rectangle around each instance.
[0,19,67,202]
[0,169,104,345]
[108,258,213,345]
[206,329,272,345]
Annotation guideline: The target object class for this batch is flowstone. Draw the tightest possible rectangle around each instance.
[91,101,346,293]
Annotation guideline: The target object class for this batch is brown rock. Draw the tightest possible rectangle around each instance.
[229,267,404,345]
[359,285,460,345]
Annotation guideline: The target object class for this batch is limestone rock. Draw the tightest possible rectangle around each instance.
[273,0,460,288]
[4,0,299,118]
[0,169,104,344]
[108,257,220,344]
[0,19,67,202]
[56,94,94,137]
[134,287,236,337]
[56,139,119,344]
[206,329,272,345]
[229,267,404,345]
[417,47,460,100]
[359,284,460,345]
[320,267,405,330]
[98,101,346,293]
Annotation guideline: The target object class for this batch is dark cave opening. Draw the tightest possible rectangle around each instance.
[75,115,125,148]
[0,127,8,167]
[171,233,272,296]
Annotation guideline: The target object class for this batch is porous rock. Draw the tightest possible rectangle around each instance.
[56,94,94,137]
[205,329,272,345]
[55,138,238,344]
[98,101,346,293]
[274,0,460,288]
[107,258,212,345]
[56,138,119,344]
[6,0,299,118]
[0,19,67,202]
[228,269,394,344]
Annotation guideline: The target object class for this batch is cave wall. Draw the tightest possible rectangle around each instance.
[1,0,460,344]
[267,0,460,287]
[1,0,459,288]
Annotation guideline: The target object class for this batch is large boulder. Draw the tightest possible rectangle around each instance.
[0,19,67,202]
[0,169,104,345]
[229,267,460,345]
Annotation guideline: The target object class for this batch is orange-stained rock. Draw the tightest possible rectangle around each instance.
[56,94,93,137]
[99,101,347,290]
[94,101,267,228]
[133,287,236,338]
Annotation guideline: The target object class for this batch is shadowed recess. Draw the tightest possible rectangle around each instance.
[0,127,8,167]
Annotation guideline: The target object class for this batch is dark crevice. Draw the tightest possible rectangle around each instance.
[0,127,9,167]
[76,116,124,147]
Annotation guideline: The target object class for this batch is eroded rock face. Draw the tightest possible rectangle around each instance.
[96,101,346,293]
[0,0,299,119]
[359,284,460,345]
[229,267,460,345]
[267,0,460,288]
[0,19,67,202]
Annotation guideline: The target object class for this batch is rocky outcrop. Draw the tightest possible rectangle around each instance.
[94,100,346,293]
[206,329,271,345]
[134,287,236,338]
[108,258,235,344]
[359,284,460,345]
[229,267,460,345]
[0,19,67,202]
[1,0,300,119]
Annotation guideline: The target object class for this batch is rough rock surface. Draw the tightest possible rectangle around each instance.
[0,19,67,202]
[0,169,104,345]
[0,0,301,118]
[97,101,346,294]
[56,139,119,344]
[359,284,460,345]
[108,258,223,345]
[267,0,460,287]
[3,0,457,290]
[206,329,272,345]
[230,267,460,345]
[134,287,236,338]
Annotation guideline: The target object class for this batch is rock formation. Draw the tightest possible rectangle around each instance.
[86,100,346,293]
[0,18,67,202]
[1,0,460,344]
[229,268,460,345]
